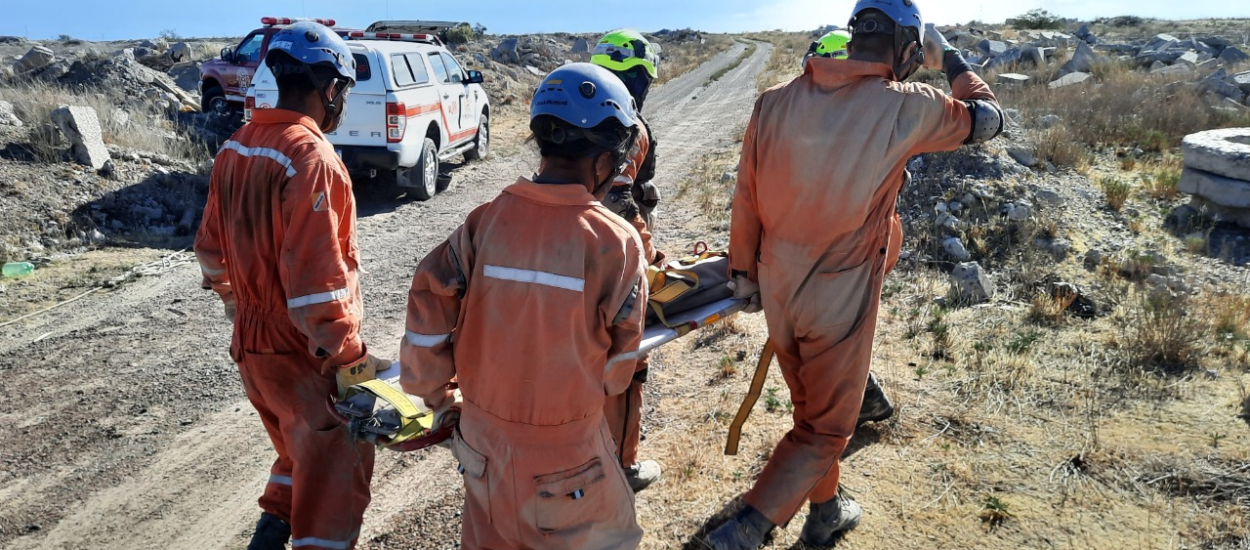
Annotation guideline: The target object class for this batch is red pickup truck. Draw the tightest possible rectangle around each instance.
[198,17,341,115]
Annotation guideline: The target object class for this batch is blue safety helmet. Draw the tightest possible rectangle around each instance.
[531,63,638,131]
[264,21,356,87]
[848,0,924,40]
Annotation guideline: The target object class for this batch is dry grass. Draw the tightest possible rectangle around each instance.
[674,148,741,224]
[1139,157,1184,201]
[655,34,736,86]
[996,61,1250,152]
[1034,123,1090,170]
[1119,292,1208,374]
[0,82,207,163]
[747,32,812,91]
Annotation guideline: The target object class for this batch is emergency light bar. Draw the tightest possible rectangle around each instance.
[345,31,441,45]
[261,17,337,27]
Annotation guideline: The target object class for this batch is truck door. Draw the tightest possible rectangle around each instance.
[438,52,479,140]
[428,53,470,143]
[226,32,266,98]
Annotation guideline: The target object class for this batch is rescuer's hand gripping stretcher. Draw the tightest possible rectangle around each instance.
[330,248,742,452]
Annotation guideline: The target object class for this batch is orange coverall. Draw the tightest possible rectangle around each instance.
[729,58,997,526]
[194,108,374,549]
[603,120,657,469]
[401,178,648,550]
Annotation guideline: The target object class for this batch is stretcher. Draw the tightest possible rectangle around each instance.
[331,297,746,452]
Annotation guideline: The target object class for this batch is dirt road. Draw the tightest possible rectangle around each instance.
[0,40,770,549]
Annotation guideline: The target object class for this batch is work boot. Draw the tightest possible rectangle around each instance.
[799,495,862,546]
[705,505,774,550]
[246,512,291,550]
[625,460,662,493]
[857,372,895,426]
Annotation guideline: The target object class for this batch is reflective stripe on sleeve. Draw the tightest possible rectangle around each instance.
[483,265,585,293]
[292,536,352,549]
[222,141,298,178]
[199,263,226,277]
[287,288,350,309]
[405,331,450,348]
[268,474,293,486]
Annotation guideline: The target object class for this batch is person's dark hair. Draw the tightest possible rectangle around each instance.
[529,115,632,162]
[849,9,919,62]
[269,50,340,102]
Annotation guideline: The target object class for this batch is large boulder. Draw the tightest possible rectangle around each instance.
[1176,51,1201,67]
[50,105,111,170]
[571,37,590,54]
[950,262,995,304]
[168,62,201,93]
[1179,167,1250,209]
[492,37,520,63]
[1182,128,1250,181]
[1198,69,1246,104]
[1219,46,1249,66]
[15,45,54,73]
[979,39,1008,57]
[1234,71,1250,94]
[1060,41,1103,75]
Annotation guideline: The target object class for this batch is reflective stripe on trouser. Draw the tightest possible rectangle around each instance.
[233,313,375,550]
[741,228,889,527]
[454,401,643,550]
[603,356,647,468]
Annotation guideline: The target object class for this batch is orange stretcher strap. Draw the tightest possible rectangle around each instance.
[725,340,775,455]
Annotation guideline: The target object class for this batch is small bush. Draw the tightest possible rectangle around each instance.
[159,29,182,41]
[1096,15,1146,27]
[1098,176,1131,211]
[1035,124,1089,169]
[1141,165,1181,201]
[1012,9,1065,30]
[443,23,476,45]
[1123,293,1205,373]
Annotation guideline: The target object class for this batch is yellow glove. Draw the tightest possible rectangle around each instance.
[336,354,384,399]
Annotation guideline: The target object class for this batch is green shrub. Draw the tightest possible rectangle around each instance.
[1012,9,1065,30]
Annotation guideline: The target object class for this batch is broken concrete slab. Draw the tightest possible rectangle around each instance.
[1179,167,1250,208]
[997,73,1030,85]
[15,45,54,73]
[1049,72,1091,89]
[1061,41,1104,75]
[979,39,1007,56]
[50,105,111,170]
[1182,128,1250,181]
[1220,46,1249,66]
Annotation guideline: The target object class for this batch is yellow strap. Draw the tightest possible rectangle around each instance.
[386,411,435,446]
[354,379,422,420]
[725,340,775,456]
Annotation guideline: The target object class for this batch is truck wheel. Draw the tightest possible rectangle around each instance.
[201,86,230,116]
[406,137,439,201]
[463,115,489,161]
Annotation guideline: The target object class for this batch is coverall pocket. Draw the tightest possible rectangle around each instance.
[451,428,492,523]
[534,457,607,534]
[799,260,875,344]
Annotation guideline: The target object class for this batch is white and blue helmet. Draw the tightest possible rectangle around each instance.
[531,63,638,132]
[264,21,356,86]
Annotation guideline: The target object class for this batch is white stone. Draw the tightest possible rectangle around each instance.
[943,237,972,261]
[1178,167,1250,209]
[1049,72,1091,88]
[15,45,54,73]
[951,262,995,304]
[1182,128,1250,181]
[50,105,111,170]
[998,73,1029,85]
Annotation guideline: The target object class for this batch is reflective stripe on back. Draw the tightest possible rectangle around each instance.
[222,140,298,178]
[483,265,585,293]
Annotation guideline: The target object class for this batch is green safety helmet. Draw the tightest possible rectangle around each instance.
[591,29,660,79]
[810,30,852,59]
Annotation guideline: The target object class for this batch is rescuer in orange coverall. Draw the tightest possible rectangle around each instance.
[400,63,648,550]
[194,22,384,550]
[592,28,665,493]
[707,2,1005,548]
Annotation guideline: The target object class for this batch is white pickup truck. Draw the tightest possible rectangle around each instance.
[248,31,490,201]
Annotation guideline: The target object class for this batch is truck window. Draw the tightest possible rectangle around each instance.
[235,33,264,64]
[429,53,449,84]
[353,53,372,82]
[439,53,464,84]
[403,53,430,85]
[392,54,415,87]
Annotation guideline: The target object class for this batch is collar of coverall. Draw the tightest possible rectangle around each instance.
[505,177,601,206]
[802,57,896,86]
[250,108,327,140]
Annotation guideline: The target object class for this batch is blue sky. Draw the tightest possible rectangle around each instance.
[0,0,1245,41]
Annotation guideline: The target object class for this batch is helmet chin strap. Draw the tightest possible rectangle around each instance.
[892,29,924,82]
[319,79,348,132]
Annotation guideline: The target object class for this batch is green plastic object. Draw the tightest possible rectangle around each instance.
[2,262,34,278]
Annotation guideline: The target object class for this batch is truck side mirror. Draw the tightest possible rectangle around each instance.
[221,47,235,63]
[466,70,484,84]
